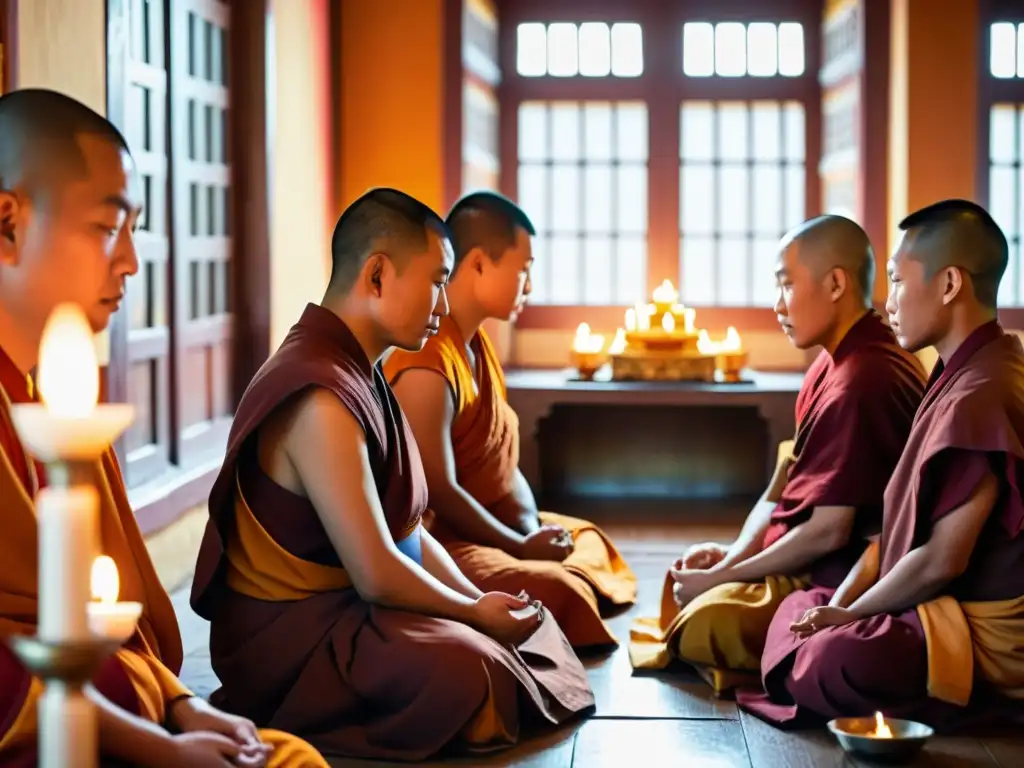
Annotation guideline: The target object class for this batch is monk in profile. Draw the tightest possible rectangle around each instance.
[739,200,1024,729]
[383,191,637,649]
[630,215,926,694]
[0,89,326,767]
[190,188,594,760]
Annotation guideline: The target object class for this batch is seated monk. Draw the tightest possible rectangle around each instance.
[190,189,595,761]
[383,191,636,649]
[630,215,926,694]
[738,199,1024,730]
[0,89,326,767]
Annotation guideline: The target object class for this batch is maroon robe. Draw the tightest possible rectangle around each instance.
[763,310,926,587]
[739,321,1024,730]
[190,304,594,761]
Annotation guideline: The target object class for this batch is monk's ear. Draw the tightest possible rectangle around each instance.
[363,252,386,297]
[0,191,22,266]
[466,246,488,274]
[940,266,964,306]
[827,267,848,302]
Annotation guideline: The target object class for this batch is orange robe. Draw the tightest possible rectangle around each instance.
[0,346,326,768]
[385,317,636,648]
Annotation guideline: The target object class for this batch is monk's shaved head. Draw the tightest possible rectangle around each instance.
[446,191,535,267]
[897,199,1007,309]
[780,214,874,304]
[0,88,129,203]
[329,188,451,294]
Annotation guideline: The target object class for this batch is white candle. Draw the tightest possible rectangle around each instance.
[38,488,98,642]
[87,556,142,643]
[39,683,97,768]
[625,308,636,331]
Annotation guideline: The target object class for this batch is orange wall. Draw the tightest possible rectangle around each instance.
[338,0,448,213]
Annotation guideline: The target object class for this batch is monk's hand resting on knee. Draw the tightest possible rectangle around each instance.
[167,696,272,766]
[678,542,728,570]
[520,524,574,562]
[669,567,722,607]
[469,590,544,646]
[789,606,857,637]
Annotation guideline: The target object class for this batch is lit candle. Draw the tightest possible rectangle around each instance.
[870,711,894,739]
[8,304,135,642]
[87,556,142,644]
[697,329,716,355]
[661,312,676,333]
[652,279,678,306]
[624,308,636,331]
[608,328,627,355]
[571,322,604,354]
[723,326,743,351]
[684,308,696,334]
[638,303,651,330]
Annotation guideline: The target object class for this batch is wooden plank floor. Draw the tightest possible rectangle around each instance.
[170,504,1024,767]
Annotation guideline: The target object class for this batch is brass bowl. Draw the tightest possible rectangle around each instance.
[716,351,749,382]
[571,350,605,380]
[8,634,122,686]
[827,717,934,763]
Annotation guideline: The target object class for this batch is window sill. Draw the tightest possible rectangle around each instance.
[128,457,223,536]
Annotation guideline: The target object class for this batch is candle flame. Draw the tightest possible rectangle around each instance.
[572,322,604,354]
[608,328,627,355]
[696,327,744,355]
[871,711,894,739]
[661,313,675,333]
[91,555,120,604]
[724,326,742,351]
[36,303,99,418]
[624,308,636,331]
[652,279,678,304]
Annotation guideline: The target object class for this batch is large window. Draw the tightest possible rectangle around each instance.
[502,3,821,327]
[985,20,1024,307]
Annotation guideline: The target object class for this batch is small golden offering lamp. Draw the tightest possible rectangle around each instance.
[697,326,748,381]
[570,322,606,380]
[827,711,934,763]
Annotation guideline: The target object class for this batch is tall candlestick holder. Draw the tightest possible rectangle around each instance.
[5,303,135,768]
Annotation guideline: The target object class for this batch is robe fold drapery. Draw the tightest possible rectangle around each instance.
[630,311,926,692]
[739,322,1024,730]
[191,304,594,761]
[0,347,324,767]
[384,316,636,648]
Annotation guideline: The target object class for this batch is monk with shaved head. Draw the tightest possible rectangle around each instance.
[740,200,1024,729]
[0,89,327,767]
[630,215,926,695]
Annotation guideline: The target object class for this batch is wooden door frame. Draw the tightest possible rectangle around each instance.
[106,0,272,534]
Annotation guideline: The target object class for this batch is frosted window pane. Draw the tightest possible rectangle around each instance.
[1019,25,1024,78]
[718,237,749,306]
[579,23,611,77]
[990,165,1017,236]
[752,102,781,160]
[719,165,750,234]
[715,23,747,77]
[753,165,782,234]
[549,236,580,303]
[611,23,644,77]
[518,103,548,162]
[785,165,806,228]
[1019,162,1024,237]
[778,23,805,76]
[616,165,647,232]
[582,237,614,304]
[547,23,578,77]
[529,236,548,303]
[551,165,581,232]
[681,164,715,235]
[584,103,613,160]
[990,105,1018,163]
[1000,241,1018,306]
[680,102,714,161]
[680,237,716,304]
[616,104,649,161]
[517,23,547,77]
[550,103,581,160]
[584,165,612,233]
[517,164,548,233]
[991,23,1017,79]
[615,236,647,304]
[718,103,749,161]
[752,237,781,307]
[783,102,805,161]
[682,23,714,77]
[747,23,778,77]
